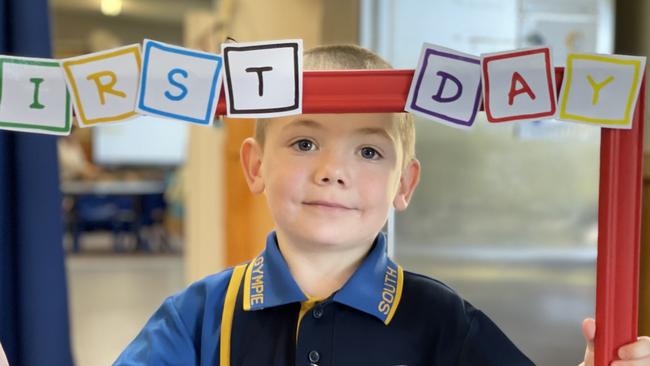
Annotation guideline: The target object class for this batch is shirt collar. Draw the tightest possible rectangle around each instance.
[242,231,404,325]
[242,232,307,311]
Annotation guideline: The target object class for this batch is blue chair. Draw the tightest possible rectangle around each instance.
[138,193,171,252]
[68,195,138,252]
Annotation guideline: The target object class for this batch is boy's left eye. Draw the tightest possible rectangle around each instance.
[291,139,316,152]
[360,147,382,160]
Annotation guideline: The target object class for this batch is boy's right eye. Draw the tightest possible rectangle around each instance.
[291,139,316,152]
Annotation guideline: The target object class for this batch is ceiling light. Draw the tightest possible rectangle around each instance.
[101,0,122,16]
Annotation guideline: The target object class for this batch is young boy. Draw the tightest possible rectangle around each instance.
[115,45,650,365]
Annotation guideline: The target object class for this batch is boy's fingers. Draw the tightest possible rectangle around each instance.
[617,336,650,360]
[582,318,596,351]
[610,355,650,366]
[581,318,596,366]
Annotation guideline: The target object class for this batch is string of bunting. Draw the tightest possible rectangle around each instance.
[0,38,645,136]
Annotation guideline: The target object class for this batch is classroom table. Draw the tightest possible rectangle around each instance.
[60,180,167,252]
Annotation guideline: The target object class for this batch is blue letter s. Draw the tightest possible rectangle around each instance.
[164,68,189,101]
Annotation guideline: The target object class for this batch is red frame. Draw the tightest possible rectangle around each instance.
[216,69,644,365]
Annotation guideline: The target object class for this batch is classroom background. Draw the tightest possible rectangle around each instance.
[1,0,650,365]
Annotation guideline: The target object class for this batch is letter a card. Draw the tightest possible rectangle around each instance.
[136,39,223,126]
[558,53,646,129]
[62,44,141,127]
[222,39,302,118]
[481,47,556,123]
[405,43,482,129]
[0,56,71,135]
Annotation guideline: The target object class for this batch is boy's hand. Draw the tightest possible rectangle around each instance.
[579,318,650,366]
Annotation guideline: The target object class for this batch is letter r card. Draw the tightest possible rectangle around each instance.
[405,43,482,129]
[62,44,141,127]
[222,39,303,118]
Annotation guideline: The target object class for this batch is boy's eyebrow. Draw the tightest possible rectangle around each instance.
[282,119,395,141]
[281,119,324,132]
[354,127,395,142]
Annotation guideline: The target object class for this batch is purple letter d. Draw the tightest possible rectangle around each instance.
[432,71,463,103]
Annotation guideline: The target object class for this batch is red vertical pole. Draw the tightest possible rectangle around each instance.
[595,76,645,366]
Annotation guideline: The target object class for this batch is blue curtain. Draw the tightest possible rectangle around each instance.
[0,0,74,365]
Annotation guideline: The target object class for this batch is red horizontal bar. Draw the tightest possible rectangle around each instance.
[215,68,568,115]
[216,70,414,115]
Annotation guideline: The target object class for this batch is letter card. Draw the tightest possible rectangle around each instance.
[405,43,482,129]
[222,39,302,118]
[136,39,223,125]
[481,47,557,123]
[558,53,646,129]
[62,44,141,127]
[0,56,71,135]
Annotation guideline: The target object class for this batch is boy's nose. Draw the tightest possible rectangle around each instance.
[320,176,345,185]
[315,156,348,187]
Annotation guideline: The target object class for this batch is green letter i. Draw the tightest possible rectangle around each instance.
[29,77,45,109]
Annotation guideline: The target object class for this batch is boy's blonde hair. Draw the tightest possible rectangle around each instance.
[254,44,416,162]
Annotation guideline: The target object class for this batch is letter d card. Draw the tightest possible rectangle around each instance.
[405,43,482,129]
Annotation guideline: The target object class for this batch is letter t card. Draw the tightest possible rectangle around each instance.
[222,39,303,118]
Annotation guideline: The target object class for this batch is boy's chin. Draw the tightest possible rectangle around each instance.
[289,227,377,251]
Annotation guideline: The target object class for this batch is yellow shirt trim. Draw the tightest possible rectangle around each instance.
[242,257,257,311]
[296,296,322,341]
[384,264,404,325]
[220,264,247,366]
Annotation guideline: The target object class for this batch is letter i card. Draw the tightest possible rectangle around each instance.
[0,56,71,135]
[61,44,141,127]
[481,47,556,123]
[404,43,482,129]
[558,53,646,129]
[136,39,223,125]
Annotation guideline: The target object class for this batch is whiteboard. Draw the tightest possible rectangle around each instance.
[92,115,188,167]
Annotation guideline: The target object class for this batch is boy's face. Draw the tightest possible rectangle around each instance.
[241,113,420,250]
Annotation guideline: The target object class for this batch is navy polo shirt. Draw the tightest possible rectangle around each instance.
[114,232,534,365]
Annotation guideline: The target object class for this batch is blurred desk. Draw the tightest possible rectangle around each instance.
[61,180,167,252]
[61,180,165,196]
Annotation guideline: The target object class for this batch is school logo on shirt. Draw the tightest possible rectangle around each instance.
[378,262,404,324]
[250,257,264,305]
[244,256,265,310]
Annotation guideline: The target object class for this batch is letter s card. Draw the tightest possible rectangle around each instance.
[405,43,482,129]
[136,39,223,126]
[222,39,302,118]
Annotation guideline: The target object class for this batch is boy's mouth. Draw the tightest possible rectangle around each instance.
[303,200,355,210]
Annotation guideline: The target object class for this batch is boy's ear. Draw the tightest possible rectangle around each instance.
[393,158,421,211]
[240,137,265,194]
